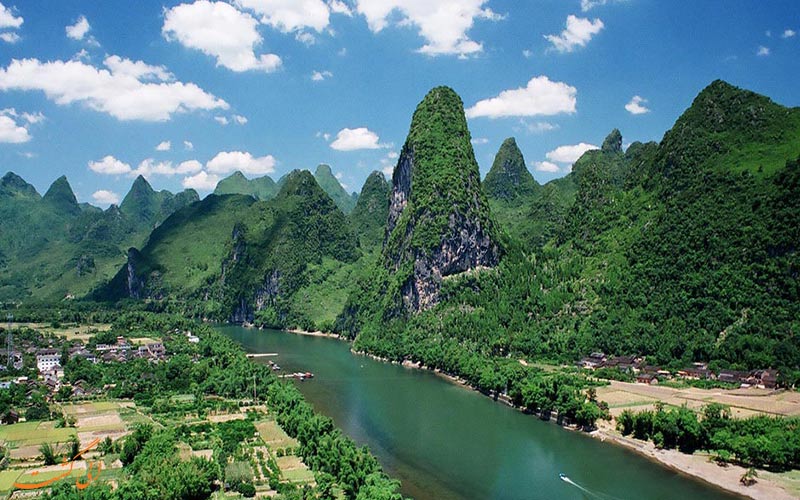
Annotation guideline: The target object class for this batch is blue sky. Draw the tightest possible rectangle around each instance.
[0,0,798,206]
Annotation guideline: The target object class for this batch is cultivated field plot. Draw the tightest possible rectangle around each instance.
[0,421,76,449]
[276,456,314,484]
[596,381,800,417]
[62,401,150,446]
[15,322,112,342]
[255,420,298,449]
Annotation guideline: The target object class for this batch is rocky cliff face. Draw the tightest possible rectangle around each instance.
[383,86,502,313]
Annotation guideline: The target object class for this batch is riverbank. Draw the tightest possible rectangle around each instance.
[278,328,797,499]
[594,420,797,500]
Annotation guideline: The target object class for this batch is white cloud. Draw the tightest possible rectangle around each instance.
[545,143,598,164]
[88,155,131,175]
[232,114,248,124]
[156,140,172,151]
[757,45,770,56]
[207,151,276,175]
[295,31,316,45]
[131,158,180,177]
[545,15,603,53]
[103,55,172,81]
[182,171,220,190]
[176,159,203,174]
[381,165,393,176]
[466,76,577,119]
[329,0,352,16]
[581,0,627,11]
[163,1,282,73]
[471,137,489,145]
[215,116,229,125]
[66,15,91,40]
[184,140,194,151]
[533,160,560,173]
[0,32,19,43]
[236,0,331,32]
[522,49,532,58]
[330,127,385,151]
[0,114,29,143]
[783,29,796,39]
[625,95,650,115]
[92,190,120,205]
[520,120,558,134]
[0,57,228,121]
[354,0,501,56]
[311,70,333,81]
[0,2,23,30]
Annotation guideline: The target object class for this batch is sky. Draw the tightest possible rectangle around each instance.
[0,0,798,207]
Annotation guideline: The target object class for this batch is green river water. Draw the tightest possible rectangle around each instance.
[219,326,740,500]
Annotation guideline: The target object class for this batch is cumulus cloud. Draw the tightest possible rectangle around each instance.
[783,29,796,39]
[66,15,91,40]
[330,127,385,151]
[625,95,650,115]
[184,140,194,151]
[533,161,560,173]
[176,160,203,174]
[215,116,229,126]
[103,55,172,81]
[232,114,248,124]
[545,15,603,53]
[295,31,316,46]
[311,70,333,81]
[92,190,120,205]
[466,76,577,119]
[329,0,352,16]
[236,0,331,32]
[757,45,770,56]
[0,2,23,30]
[354,0,501,56]
[545,143,598,164]
[131,158,179,177]
[520,120,558,134]
[0,32,19,43]
[0,114,29,143]
[207,151,276,175]
[163,1,281,73]
[0,56,228,121]
[182,171,220,190]
[156,140,172,151]
[88,155,131,175]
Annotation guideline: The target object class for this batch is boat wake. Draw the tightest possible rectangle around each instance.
[559,474,623,500]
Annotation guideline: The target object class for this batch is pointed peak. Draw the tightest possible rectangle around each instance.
[1,172,39,198]
[43,175,80,214]
[228,171,247,181]
[602,129,623,154]
[130,175,155,194]
[484,136,538,201]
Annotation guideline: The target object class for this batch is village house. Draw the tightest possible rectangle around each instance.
[36,349,61,373]
[636,373,659,385]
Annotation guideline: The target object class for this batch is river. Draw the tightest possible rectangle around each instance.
[219,326,740,500]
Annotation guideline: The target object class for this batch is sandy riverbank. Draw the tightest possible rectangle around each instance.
[284,328,342,339]
[594,420,797,499]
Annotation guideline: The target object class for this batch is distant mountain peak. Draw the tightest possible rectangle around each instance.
[313,164,357,214]
[602,129,623,154]
[0,172,39,199]
[483,137,539,201]
[42,175,80,214]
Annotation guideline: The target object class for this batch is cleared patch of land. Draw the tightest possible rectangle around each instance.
[596,380,800,417]
[13,322,111,342]
[256,420,298,449]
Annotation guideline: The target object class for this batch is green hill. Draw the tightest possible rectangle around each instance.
[100,170,359,327]
[483,137,539,201]
[342,80,800,385]
[349,171,389,250]
[213,171,278,200]
[0,173,198,302]
[314,164,357,214]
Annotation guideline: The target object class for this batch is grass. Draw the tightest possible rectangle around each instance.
[62,401,122,415]
[255,420,297,448]
[0,421,77,447]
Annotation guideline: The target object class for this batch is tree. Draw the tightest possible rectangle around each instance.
[40,442,58,466]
